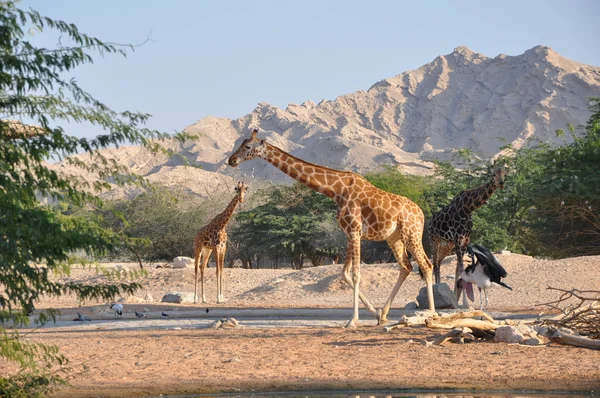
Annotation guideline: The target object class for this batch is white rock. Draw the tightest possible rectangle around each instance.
[172,256,195,269]
[494,325,539,344]
[161,291,195,303]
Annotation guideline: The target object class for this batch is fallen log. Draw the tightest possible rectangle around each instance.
[549,329,600,350]
[426,317,500,331]
[432,327,476,345]
[425,311,499,331]
[383,313,432,332]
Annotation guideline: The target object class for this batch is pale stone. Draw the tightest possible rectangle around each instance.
[161,291,195,304]
[173,256,195,269]
[494,325,539,344]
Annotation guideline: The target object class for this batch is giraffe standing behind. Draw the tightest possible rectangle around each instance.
[428,161,507,304]
[228,129,436,327]
[193,181,248,304]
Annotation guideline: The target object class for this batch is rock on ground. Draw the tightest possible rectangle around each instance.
[417,283,458,309]
[173,256,195,269]
[161,292,195,304]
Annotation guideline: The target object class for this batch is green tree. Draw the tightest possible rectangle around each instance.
[93,188,209,262]
[0,2,188,395]
[231,184,343,268]
[364,166,432,214]
[523,98,600,256]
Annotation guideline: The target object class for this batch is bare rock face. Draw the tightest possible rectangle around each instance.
[51,46,600,198]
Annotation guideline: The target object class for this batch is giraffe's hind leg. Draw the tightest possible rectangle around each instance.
[406,234,436,313]
[431,238,454,285]
[378,232,413,324]
[194,246,201,304]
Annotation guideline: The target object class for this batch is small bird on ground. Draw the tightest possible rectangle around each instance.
[135,311,147,319]
[205,308,210,314]
[110,303,123,319]
[457,243,513,310]
[161,311,169,317]
[74,312,91,322]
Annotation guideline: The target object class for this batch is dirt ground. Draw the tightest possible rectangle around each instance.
[7,254,600,396]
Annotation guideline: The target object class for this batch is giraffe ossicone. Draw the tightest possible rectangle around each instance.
[229,129,436,327]
[193,181,248,304]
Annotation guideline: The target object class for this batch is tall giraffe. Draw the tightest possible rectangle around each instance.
[193,181,248,304]
[428,161,507,305]
[228,129,436,327]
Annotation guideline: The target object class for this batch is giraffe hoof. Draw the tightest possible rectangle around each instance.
[376,309,388,325]
[344,320,358,329]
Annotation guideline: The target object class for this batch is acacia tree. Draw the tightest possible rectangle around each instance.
[231,184,344,268]
[0,2,188,395]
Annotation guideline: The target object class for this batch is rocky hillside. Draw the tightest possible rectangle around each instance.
[51,45,600,198]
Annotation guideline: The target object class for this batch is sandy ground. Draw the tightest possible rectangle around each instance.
[6,254,600,396]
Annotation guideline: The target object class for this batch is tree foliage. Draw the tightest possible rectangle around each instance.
[231,184,344,268]
[91,188,209,262]
[0,1,188,394]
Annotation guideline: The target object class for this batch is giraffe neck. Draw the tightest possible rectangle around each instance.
[213,195,241,229]
[258,143,348,199]
[462,177,500,213]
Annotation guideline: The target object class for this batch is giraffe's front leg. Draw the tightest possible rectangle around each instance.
[341,237,377,328]
[200,248,212,304]
[215,243,227,304]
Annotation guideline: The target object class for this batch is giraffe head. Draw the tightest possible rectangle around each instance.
[492,160,507,189]
[228,129,266,167]
[235,181,249,203]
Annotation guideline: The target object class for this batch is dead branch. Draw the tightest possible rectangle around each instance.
[383,313,431,332]
[537,287,600,338]
[425,310,500,331]
[549,329,600,350]
[432,327,476,346]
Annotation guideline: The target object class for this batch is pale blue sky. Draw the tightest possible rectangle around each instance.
[23,0,600,138]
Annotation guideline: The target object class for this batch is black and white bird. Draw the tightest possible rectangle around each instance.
[457,243,513,310]
[110,303,123,319]
[135,311,147,319]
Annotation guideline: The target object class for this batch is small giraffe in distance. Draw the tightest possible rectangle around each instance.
[193,181,248,304]
[428,161,507,306]
[228,129,436,327]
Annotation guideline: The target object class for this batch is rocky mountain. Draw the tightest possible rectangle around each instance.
[51,45,600,198]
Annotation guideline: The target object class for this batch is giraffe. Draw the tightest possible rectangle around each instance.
[228,129,436,327]
[193,181,248,304]
[428,161,507,306]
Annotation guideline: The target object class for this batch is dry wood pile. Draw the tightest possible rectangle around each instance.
[537,286,600,349]
[385,297,600,350]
